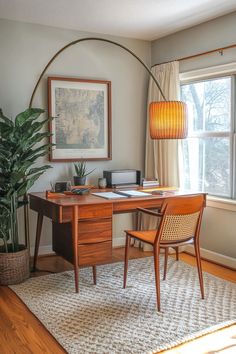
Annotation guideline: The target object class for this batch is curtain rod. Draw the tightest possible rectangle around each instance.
[151,43,236,67]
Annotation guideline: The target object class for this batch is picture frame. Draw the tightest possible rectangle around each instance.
[48,77,112,161]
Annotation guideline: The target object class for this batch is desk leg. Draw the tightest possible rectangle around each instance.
[72,205,79,293]
[92,266,97,285]
[132,211,141,247]
[33,212,43,271]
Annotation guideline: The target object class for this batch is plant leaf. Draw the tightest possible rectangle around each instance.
[15,108,45,127]
[0,109,14,126]
[26,165,51,176]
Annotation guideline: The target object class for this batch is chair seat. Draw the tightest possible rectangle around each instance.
[125,229,157,245]
[126,229,194,247]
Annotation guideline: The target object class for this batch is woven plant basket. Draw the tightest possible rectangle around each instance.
[0,246,30,285]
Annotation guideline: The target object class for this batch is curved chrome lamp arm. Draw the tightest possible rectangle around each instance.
[29,37,166,107]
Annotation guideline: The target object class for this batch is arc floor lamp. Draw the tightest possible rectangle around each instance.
[29,37,188,140]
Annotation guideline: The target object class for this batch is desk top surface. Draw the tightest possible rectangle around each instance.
[29,189,205,207]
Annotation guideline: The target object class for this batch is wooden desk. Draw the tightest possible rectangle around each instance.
[29,190,206,292]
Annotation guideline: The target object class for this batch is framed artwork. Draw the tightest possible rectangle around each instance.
[48,77,112,161]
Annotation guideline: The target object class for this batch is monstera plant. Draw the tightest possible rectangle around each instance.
[0,108,51,284]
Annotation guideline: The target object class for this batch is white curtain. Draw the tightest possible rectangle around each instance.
[141,61,181,249]
[145,61,181,186]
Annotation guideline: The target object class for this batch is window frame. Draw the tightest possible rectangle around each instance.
[180,63,236,203]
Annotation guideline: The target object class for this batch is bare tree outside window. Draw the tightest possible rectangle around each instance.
[181,77,231,197]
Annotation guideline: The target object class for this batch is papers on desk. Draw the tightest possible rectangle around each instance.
[92,190,152,199]
[114,190,152,197]
[92,192,126,199]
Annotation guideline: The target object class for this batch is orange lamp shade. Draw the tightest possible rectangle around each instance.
[149,101,188,139]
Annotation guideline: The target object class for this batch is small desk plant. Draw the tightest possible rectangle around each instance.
[0,108,51,285]
[73,161,95,185]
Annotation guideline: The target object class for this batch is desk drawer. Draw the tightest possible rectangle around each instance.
[78,204,112,219]
[78,218,112,244]
[78,241,112,266]
[61,203,113,222]
[52,218,112,266]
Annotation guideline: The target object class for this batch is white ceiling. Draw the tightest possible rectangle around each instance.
[0,0,236,40]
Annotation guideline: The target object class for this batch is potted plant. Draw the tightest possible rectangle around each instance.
[0,108,51,285]
[73,161,95,185]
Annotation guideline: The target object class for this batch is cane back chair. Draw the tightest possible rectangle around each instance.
[123,194,205,311]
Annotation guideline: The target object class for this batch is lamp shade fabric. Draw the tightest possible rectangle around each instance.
[149,101,188,139]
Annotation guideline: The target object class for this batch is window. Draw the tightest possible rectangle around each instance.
[181,75,235,199]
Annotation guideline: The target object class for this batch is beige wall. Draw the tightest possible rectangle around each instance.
[0,19,151,252]
[151,12,236,260]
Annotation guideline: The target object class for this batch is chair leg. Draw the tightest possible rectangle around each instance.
[175,247,179,261]
[194,240,204,299]
[163,247,169,280]
[123,234,131,289]
[92,266,97,285]
[154,245,161,311]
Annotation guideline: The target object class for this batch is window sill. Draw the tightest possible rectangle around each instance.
[206,195,236,212]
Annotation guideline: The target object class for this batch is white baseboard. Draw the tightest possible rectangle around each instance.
[30,245,55,257]
[185,245,236,269]
[112,237,126,248]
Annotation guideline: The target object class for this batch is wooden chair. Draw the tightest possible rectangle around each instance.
[123,194,205,311]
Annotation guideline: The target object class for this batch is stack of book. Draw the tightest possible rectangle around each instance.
[142,178,159,188]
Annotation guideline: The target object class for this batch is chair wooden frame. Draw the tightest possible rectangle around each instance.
[123,195,205,311]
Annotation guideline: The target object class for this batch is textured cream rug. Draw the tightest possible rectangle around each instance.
[10,256,236,354]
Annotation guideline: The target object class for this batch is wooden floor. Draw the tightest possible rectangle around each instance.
[0,249,235,354]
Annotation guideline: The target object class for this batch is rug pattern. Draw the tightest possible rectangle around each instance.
[10,256,236,354]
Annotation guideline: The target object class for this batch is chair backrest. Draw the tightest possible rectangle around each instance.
[156,194,205,244]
